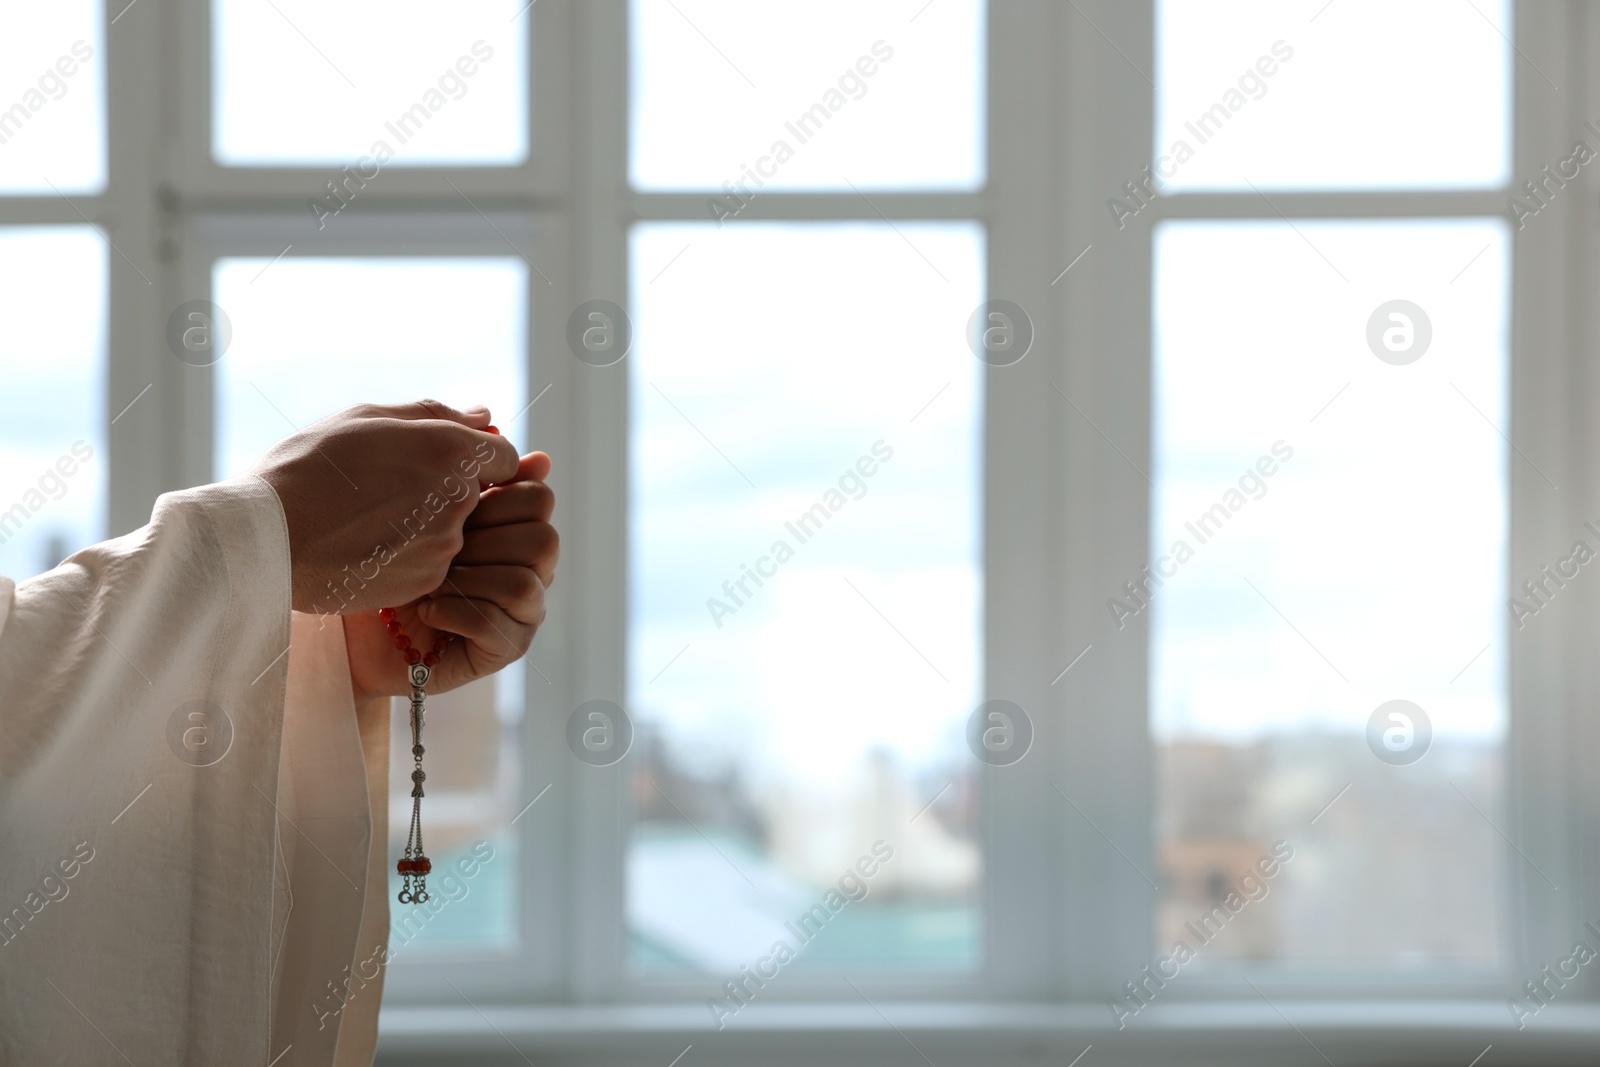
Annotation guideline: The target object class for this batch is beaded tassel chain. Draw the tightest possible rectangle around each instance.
[383,606,451,904]
[387,422,501,905]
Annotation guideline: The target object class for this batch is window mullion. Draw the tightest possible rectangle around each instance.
[1041,0,1160,1003]
[1507,0,1599,982]
[565,0,632,1003]
[1154,190,1507,220]
[979,0,1156,1003]
[630,191,986,222]
[105,0,180,528]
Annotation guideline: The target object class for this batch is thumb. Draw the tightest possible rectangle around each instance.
[523,451,552,483]
[491,451,552,486]
[377,399,493,429]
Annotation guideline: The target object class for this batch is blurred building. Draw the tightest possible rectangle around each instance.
[1157,734,1502,965]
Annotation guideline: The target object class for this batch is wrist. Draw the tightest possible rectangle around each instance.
[343,613,383,706]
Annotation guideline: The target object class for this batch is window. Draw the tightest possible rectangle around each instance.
[0,0,108,580]
[0,2,105,194]
[6,0,1598,1061]
[629,0,984,190]
[626,221,986,975]
[211,0,528,166]
[1151,218,1509,966]
[0,229,105,580]
[1146,0,1519,978]
[624,0,991,992]
[1153,0,1509,191]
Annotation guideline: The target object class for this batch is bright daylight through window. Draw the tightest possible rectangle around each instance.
[2,0,1597,1064]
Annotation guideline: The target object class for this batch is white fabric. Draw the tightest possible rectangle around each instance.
[0,476,390,1066]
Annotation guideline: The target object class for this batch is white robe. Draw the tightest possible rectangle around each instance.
[0,476,391,1066]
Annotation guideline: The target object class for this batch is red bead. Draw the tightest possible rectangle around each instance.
[485,425,499,435]
[385,620,403,636]
[393,635,411,650]
[423,652,441,666]
[404,648,422,664]
[415,856,431,874]
[397,858,412,875]
[379,607,397,622]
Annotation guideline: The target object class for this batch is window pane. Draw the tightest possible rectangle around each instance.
[1150,219,1507,966]
[212,1,528,166]
[1155,0,1510,191]
[0,4,105,194]
[0,228,106,579]
[630,0,984,191]
[214,256,527,951]
[628,223,983,975]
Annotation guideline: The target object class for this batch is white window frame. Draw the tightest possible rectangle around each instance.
[0,0,1595,1061]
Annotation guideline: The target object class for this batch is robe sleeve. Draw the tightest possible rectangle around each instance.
[0,475,390,1067]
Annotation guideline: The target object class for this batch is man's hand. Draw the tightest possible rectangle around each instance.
[344,450,558,702]
[251,400,520,614]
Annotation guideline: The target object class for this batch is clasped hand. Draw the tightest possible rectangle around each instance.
[252,400,559,703]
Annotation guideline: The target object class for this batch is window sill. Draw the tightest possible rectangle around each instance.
[377,1001,1600,1065]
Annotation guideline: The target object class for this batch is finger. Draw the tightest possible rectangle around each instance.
[453,521,559,579]
[371,398,493,429]
[431,422,522,485]
[431,565,545,625]
[418,594,529,658]
[466,480,554,528]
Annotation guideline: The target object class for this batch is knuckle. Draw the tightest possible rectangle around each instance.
[533,483,555,515]
[538,524,560,556]
[513,568,540,601]
[501,569,527,600]
[439,528,465,559]
[424,429,464,467]
[514,618,536,652]
[441,480,476,514]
